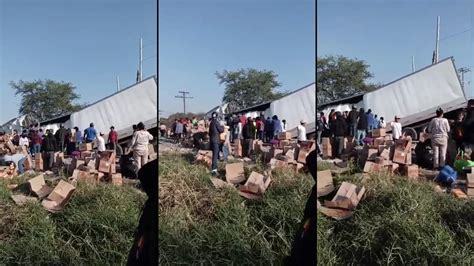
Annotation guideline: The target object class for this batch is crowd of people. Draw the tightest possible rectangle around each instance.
[316,100,474,171]
[0,121,154,175]
[316,106,392,158]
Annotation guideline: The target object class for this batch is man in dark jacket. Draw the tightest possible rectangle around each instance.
[127,159,157,265]
[330,112,347,158]
[348,106,359,137]
[208,112,224,175]
[356,108,368,146]
[285,149,316,265]
[242,117,256,158]
[264,117,273,143]
[42,130,58,170]
[55,125,67,152]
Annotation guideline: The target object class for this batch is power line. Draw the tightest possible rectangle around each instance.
[440,28,473,41]
[175,91,193,115]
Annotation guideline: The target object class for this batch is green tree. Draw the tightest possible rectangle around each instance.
[216,68,284,112]
[317,55,378,104]
[10,79,84,121]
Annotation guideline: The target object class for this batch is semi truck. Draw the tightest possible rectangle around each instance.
[318,57,470,140]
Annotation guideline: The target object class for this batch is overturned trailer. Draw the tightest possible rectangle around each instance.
[318,57,469,140]
[224,82,316,138]
[38,76,158,151]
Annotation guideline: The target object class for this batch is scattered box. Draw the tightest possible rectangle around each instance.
[367,149,378,161]
[372,128,386,137]
[11,194,37,206]
[317,170,334,197]
[111,173,123,186]
[277,132,292,140]
[28,174,53,198]
[323,182,365,211]
[374,137,386,147]
[238,171,272,200]
[41,180,76,212]
[297,149,309,164]
[35,153,44,171]
[225,162,245,184]
[79,143,93,152]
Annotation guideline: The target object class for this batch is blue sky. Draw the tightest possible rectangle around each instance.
[318,0,473,96]
[0,0,157,125]
[159,0,315,117]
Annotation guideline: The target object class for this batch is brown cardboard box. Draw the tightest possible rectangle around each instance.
[277,132,292,140]
[41,180,76,212]
[467,174,474,188]
[238,171,272,200]
[272,148,284,158]
[367,149,378,161]
[111,173,123,186]
[285,149,295,163]
[322,144,332,158]
[225,163,245,184]
[28,174,53,198]
[55,152,64,167]
[401,164,419,179]
[269,158,288,170]
[374,137,386,147]
[467,188,474,197]
[387,163,399,174]
[322,138,331,146]
[98,151,116,174]
[419,133,431,142]
[80,151,93,160]
[317,170,334,197]
[23,155,33,171]
[6,141,16,153]
[234,139,242,157]
[283,146,293,154]
[363,161,382,173]
[384,135,393,141]
[297,149,309,164]
[324,182,365,211]
[372,128,386,137]
[296,162,305,173]
[35,153,44,171]
[79,143,93,152]
[374,156,385,165]
[71,169,97,184]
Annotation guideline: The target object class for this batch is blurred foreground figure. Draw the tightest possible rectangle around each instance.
[127,159,157,265]
[285,149,316,265]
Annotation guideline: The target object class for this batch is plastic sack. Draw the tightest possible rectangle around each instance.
[434,165,457,186]
[454,151,474,173]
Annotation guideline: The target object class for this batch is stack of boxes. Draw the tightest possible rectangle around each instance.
[467,170,474,198]
[362,128,419,179]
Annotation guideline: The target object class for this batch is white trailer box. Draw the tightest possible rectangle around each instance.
[364,57,465,126]
[68,76,157,140]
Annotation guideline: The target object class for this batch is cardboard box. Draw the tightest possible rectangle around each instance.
[363,161,382,173]
[317,170,334,197]
[285,149,295,163]
[419,133,431,142]
[28,174,53,198]
[98,151,116,174]
[41,180,76,212]
[79,143,93,152]
[322,145,332,158]
[374,137,386,147]
[111,173,123,186]
[400,164,419,179]
[23,155,33,171]
[296,162,305,173]
[367,149,378,161]
[225,163,245,184]
[80,151,93,160]
[387,163,399,174]
[71,169,97,184]
[297,149,309,164]
[234,139,242,157]
[238,171,272,200]
[11,194,37,206]
[34,153,44,171]
[372,128,386,137]
[322,138,331,146]
[269,158,288,170]
[324,182,365,211]
[467,174,474,188]
[277,132,292,140]
[467,188,474,197]
[6,141,16,153]
[374,156,385,165]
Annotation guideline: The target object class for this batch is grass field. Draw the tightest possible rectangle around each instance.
[317,162,474,265]
[0,172,146,265]
[159,152,314,265]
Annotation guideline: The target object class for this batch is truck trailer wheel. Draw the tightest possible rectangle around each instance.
[402,127,418,140]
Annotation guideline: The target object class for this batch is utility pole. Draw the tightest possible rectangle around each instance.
[175,91,193,115]
[435,16,440,63]
[139,37,143,82]
[412,56,415,72]
[116,76,120,92]
[459,67,471,89]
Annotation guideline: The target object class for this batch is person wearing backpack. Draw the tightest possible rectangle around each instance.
[451,112,465,154]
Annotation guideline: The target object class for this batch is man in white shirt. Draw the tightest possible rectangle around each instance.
[96,132,106,152]
[389,115,402,140]
[297,120,307,142]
